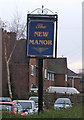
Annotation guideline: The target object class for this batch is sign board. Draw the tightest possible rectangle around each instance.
[27,14,57,58]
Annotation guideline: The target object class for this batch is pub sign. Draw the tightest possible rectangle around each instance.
[27,15,57,58]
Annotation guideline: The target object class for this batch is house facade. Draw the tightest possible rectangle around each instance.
[67,69,82,92]
[29,58,68,92]
[2,30,82,99]
[2,30,29,98]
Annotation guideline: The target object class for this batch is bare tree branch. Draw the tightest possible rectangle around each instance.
[2,10,26,99]
[7,40,17,63]
[4,38,8,62]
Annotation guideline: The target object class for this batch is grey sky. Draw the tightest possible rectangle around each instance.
[0,0,83,73]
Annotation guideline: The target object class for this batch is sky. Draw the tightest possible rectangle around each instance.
[0,0,83,73]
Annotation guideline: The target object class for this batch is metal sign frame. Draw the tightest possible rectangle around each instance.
[26,7,58,113]
[27,14,58,58]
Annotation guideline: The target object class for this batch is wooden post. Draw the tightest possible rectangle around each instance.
[38,58,43,113]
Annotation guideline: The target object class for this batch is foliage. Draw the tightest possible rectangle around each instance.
[8,11,26,40]
[2,103,83,119]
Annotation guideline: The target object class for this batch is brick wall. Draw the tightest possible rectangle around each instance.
[54,74,65,87]
[43,59,48,89]
[10,64,28,99]
[74,78,81,91]
[2,30,29,98]
[29,58,37,91]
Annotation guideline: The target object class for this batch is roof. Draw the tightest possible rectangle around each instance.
[0,102,15,105]
[67,69,82,79]
[47,58,67,74]
[68,69,77,76]
[13,100,35,103]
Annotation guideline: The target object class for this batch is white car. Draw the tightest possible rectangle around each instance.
[0,97,12,102]
[29,96,45,107]
[13,100,38,114]
[54,98,72,110]
[29,97,38,107]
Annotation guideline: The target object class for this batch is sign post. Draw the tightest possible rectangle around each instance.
[38,58,43,112]
[27,7,58,113]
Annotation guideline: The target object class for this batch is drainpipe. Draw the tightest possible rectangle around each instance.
[72,77,74,88]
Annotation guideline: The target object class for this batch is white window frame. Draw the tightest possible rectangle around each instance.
[31,65,34,76]
[65,74,67,82]
[48,73,49,80]
[50,73,51,81]
[44,69,47,78]
[52,74,54,81]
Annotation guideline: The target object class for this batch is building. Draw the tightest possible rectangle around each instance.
[67,69,82,92]
[47,58,67,87]
[2,30,82,99]
[29,58,68,92]
[2,30,29,99]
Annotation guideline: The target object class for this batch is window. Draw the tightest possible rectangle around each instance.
[65,74,67,82]
[72,79,74,87]
[31,83,34,88]
[31,65,34,76]
[48,73,49,80]
[50,73,51,81]
[52,74,54,81]
[44,69,47,78]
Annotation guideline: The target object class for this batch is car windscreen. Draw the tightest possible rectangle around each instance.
[18,102,32,109]
[29,98,38,103]
[55,99,71,104]
[0,103,12,111]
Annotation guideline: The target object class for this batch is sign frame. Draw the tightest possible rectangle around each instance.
[27,14,58,58]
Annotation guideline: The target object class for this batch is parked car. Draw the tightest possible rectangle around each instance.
[0,97,12,102]
[30,88,38,93]
[54,98,72,110]
[0,102,26,115]
[29,97,38,107]
[48,86,80,94]
[29,97,45,107]
[13,100,38,114]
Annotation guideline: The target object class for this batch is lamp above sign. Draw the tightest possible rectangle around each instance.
[27,14,57,58]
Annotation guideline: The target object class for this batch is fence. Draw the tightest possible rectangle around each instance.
[43,93,83,109]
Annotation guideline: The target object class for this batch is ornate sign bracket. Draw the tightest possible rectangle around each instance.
[27,6,58,58]
[28,5,57,15]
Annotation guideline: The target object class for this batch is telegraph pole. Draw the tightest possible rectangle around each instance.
[38,58,43,113]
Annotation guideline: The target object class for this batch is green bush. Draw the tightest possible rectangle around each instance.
[2,103,83,119]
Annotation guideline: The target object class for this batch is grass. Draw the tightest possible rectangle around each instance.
[2,103,83,119]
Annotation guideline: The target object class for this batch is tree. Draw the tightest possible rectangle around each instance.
[0,18,3,28]
[2,11,26,99]
[8,11,26,40]
[3,30,17,99]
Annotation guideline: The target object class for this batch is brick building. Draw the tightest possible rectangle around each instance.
[2,30,29,99]
[2,30,82,99]
[47,58,67,87]
[29,58,68,92]
[67,69,82,92]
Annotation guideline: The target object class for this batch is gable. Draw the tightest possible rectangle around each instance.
[47,58,67,74]
[68,69,77,76]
